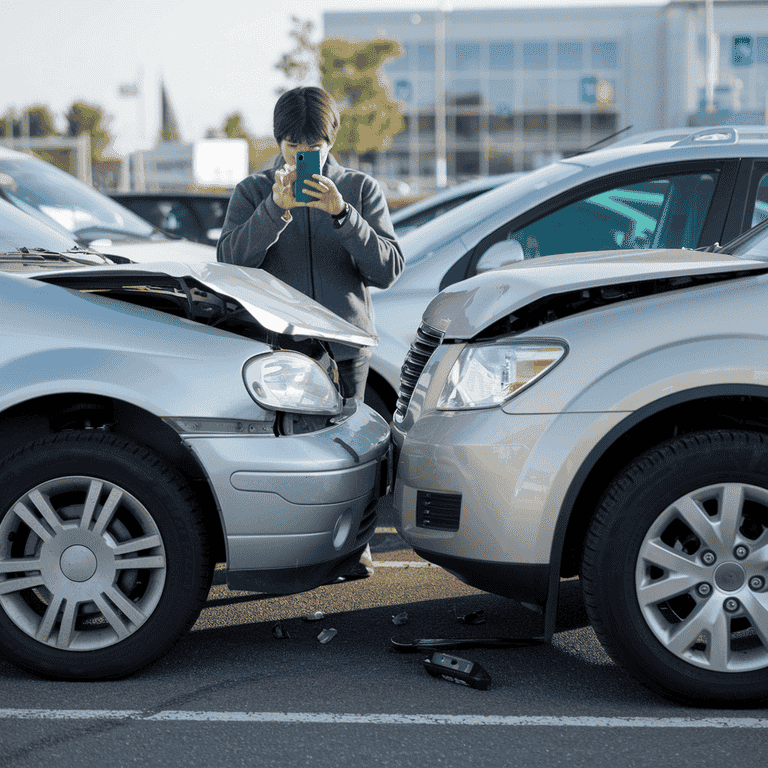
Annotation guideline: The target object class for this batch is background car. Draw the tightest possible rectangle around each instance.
[365,125,768,422]
[391,217,768,705]
[0,216,389,680]
[109,191,230,246]
[390,173,524,237]
[0,146,216,263]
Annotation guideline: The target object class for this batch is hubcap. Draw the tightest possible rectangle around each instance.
[0,476,166,652]
[636,482,768,673]
[60,546,97,582]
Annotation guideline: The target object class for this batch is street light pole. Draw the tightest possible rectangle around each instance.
[705,0,718,114]
[435,7,448,188]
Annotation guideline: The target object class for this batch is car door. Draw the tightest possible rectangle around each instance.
[721,160,768,244]
[448,161,739,288]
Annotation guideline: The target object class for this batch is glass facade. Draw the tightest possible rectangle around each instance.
[380,35,621,181]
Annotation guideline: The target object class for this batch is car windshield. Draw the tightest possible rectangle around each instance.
[399,161,584,265]
[722,219,768,262]
[0,197,84,253]
[0,153,160,244]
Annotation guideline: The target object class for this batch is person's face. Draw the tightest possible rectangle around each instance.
[280,138,332,168]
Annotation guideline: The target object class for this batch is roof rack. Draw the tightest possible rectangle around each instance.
[673,127,737,147]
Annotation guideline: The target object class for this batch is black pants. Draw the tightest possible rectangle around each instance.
[336,355,370,401]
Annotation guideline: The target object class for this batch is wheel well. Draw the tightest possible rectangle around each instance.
[0,393,226,563]
[365,367,397,418]
[559,394,768,577]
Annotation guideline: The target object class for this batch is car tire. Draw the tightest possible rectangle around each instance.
[582,430,768,705]
[0,431,211,680]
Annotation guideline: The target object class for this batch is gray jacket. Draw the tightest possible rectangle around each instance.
[217,155,404,360]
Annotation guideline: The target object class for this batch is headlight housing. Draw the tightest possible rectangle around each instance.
[437,342,566,410]
[243,352,342,415]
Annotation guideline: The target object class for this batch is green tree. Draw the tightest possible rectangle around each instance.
[274,16,320,93]
[274,17,405,161]
[0,109,20,139]
[24,105,58,137]
[320,36,405,158]
[65,101,112,160]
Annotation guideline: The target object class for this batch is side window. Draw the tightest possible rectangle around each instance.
[751,173,768,228]
[483,172,719,264]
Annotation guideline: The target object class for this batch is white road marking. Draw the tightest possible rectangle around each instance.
[371,561,433,567]
[1,709,768,727]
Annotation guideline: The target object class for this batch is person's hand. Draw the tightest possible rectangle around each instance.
[272,163,297,210]
[299,174,346,216]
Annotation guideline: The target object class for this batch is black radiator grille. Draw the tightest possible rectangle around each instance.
[394,323,444,421]
[416,490,461,531]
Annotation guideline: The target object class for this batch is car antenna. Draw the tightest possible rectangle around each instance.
[570,125,633,156]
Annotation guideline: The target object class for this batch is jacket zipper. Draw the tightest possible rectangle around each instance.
[306,207,316,299]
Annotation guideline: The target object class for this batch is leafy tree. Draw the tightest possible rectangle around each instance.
[274,17,405,160]
[65,102,112,160]
[24,105,58,138]
[0,110,20,139]
[274,16,320,92]
[320,36,405,158]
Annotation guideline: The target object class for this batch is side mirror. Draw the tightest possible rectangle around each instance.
[475,239,525,274]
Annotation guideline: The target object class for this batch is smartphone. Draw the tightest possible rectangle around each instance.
[295,150,321,203]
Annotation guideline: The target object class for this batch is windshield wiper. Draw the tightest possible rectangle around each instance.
[0,247,130,265]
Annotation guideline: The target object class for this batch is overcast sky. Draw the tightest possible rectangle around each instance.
[4,0,663,155]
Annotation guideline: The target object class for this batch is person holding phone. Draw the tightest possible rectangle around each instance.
[217,86,404,578]
[218,86,403,403]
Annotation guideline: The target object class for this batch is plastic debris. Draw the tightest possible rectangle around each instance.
[390,637,545,653]
[391,612,410,626]
[271,621,290,639]
[458,610,486,626]
[302,610,325,622]
[317,628,338,644]
[423,652,491,690]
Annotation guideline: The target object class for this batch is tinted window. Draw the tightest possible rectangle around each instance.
[501,172,719,259]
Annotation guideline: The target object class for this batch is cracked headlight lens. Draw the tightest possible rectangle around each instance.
[243,352,342,414]
[437,342,566,410]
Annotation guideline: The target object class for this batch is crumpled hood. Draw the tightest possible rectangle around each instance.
[33,260,376,348]
[95,238,218,264]
[422,248,768,339]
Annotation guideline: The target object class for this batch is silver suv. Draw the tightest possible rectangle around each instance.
[368,126,768,420]
[392,219,768,705]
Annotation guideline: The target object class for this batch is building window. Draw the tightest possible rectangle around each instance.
[522,79,548,107]
[523,113,549,132]
[592,40,618,69]
[591,112,618,131]
[523,41,549,70]
[489,113,516,134]
[488,150,516,174]
[757,37,768,65]
[419,151,436,177]
[418,113,435,135]
[418,43,435,71]
[557,41,583,70]
[489,80,516,114]
[556,113,583,135]
[555,78,581,108]
[448,78,482,106]
[449,42,482,71]
[454,150,480,176]
[387,42,412,73]
[415,79,436,108]
[455,115,480,139]
[489,42,514,70]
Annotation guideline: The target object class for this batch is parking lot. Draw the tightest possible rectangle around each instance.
[1,496,768,768]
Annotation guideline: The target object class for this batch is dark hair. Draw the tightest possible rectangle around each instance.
[273,87,340,146]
